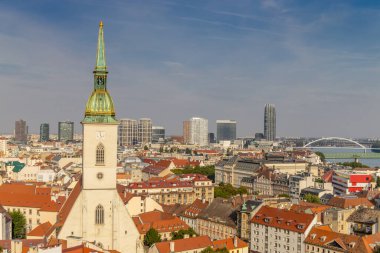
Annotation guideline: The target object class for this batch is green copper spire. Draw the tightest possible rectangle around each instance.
[83,21,118,124]
[95,21,106,72]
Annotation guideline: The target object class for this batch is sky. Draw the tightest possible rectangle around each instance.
[1,0,380,138]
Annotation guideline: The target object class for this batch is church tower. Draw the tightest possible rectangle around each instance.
[82,20,118,190]
[58,22,141,253]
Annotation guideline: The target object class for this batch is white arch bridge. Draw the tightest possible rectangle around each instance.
[301,137,380,159]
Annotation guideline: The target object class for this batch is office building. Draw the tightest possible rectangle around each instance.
[208,133,216,143]
[264,104,276,141]
[138,118,152,144]
[183,120,191,144]
[14,119,28,143]
[58,121,74,142]
[188,117,208,146]
[254,133,264,141]
[39,123,49,142]
[152,126,165,143]
[118,118,138,146]
[216,120,236,142]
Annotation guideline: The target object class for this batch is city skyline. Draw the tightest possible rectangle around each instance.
[2,1,380,137]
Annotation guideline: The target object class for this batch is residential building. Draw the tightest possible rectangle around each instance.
[179,199,209,230]
[332,170,373,195]
[304,225,363,253]
[212,237,249,253]
[148,235,212,253]
[216,120,237,142]
[0,137,7,157]
[347,208,380,236]
[15,119,28,143]
[187,117,208,146]
[138,118,152,144]
[264,104,276,141]
[183,120,191,144]
[133,210,189,241]
[39,123,49,142]
[58,121,74,142]
[197,197,240,240]
[118,118,138,146]
[126,174,214,204]
[152,126,165,143]
[250,206,317,253]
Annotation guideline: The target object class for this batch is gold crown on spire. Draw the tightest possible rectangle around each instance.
[99,20,103,27]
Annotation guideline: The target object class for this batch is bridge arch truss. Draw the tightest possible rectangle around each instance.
[303,137,366,149]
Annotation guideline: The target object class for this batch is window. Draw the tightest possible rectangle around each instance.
[95,205,104,224]
[96,143,105,165]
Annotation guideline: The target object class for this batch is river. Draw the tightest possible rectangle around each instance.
[312,148,380,168]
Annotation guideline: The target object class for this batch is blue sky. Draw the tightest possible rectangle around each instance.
[1,0,380,137]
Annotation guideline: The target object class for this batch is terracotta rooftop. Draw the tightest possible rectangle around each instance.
[212,237,248,250]
[155,235,212,253]
[27,222,54,238]
[251,206,315,233]
[327,196,374,209]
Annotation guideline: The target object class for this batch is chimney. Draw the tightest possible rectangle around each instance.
[202,198,206,204]
[184,234,190,239]
[234,236,238,248]
[170,241,175,253]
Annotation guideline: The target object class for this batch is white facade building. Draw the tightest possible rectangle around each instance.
[189,117,208,146]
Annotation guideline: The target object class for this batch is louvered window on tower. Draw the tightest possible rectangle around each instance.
[96,143,105,165]
[95,205,104,224]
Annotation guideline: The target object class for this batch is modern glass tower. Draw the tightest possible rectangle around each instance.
[40,123,49,142]
[58,121,74,142]
[264,104,276,141]
[216,120,237,142]
[15,119,28,144]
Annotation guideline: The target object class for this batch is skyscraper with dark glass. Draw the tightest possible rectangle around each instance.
[58,121,74,142]
[15,119,28,144]
[40,123,49,142]
[264,104,276,141]
[216,120,237,142]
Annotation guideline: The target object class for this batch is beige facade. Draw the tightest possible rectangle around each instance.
[197,218,236,240]
[322,208,355,234]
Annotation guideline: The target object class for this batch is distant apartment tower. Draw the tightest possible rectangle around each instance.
[15,119,28,143]
[264,104,276,141]
[138,118,152,144]
[187,117,208,146]
[58,121,74,142]
[152,126,165,143]
[183,120,191,144]
[216,120,237,142]
[39,123,49,142]
[118,119,138,146]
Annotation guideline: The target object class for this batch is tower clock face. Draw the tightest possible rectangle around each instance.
[96,131,105,140]
[97,172,104,179]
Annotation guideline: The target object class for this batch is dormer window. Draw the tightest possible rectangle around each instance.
[297,224,304,229]
[264,218,270,223]
[311,234,316,239]
[320,236,326,242]
[349,242,355,248]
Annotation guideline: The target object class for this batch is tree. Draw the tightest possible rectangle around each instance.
[376,177,380,188]
[144,228,161,247]
[144,145,149,151]
[159,147,164,153]
[315,152,326,162]
[303,194,321,204]
[201,247,229,253]
[214,183,248,199]
[10,210,26,239]
[171,165,215,181]
[171,228,197,240]
[185,148,192,155]
[339,162,369,168]
[278,194,290,198]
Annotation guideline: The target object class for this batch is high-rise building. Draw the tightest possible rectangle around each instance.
[58,121,74,142]
[152,126,165,143]
[40,123,49,142]
[264,104,276,141]
[138,118,152,144]
[208,133,216,144]
[57,21,140,253]
[118,119,138,146]
[189,117,208,146]
[15,119,28,143]
[216,120,237,142]
[183,120,191,144]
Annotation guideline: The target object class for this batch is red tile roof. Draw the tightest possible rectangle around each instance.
[212,237,248,251]
[56,179,82,227]
[327,196,374,209]
[27,222,53,237]
[155,235,212,253]
[251,206,315,233]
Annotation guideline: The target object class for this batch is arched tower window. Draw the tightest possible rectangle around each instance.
[96,143,105,165]
[95,205,104,224]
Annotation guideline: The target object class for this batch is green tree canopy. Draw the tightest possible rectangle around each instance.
[10,210,26,239]
[144,228,161,247]
[339,161,369,168]
[214,183,248,199]
[315,152,326,162]
[171,228,197,240]
[303,193,321,204]
[144,145,149,151]
[201,247,229,253]
[172,165,215,181]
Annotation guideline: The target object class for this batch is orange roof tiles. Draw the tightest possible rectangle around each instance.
[27,222,53,237]
[155,235,212,253]
[327,196,374,209]
[212,237,248,250]
[251,206,315,233]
